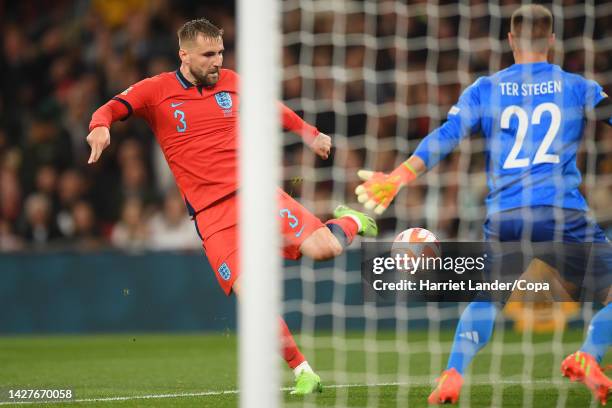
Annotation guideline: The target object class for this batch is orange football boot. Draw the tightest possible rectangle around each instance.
[561,351,611,405]
[428,368,464,405]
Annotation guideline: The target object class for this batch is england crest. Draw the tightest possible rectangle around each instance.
[218,262,231,281]
[215,92,233,109]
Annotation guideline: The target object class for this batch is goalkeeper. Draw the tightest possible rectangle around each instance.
[355,4,611,405]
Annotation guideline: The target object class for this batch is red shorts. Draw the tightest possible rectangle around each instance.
[194,189,324,295]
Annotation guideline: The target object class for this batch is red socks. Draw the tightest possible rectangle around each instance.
[325,217,359,246]
[279,317,305,369]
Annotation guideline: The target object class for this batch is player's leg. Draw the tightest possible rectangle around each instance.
[561,300,612,405]
[560,217,612,404]
[582,226,612,366]
[577,242,611,366]
[428,300,498,404]
[429,210,521,404]
[231,278,322,395]
[446,301,498,374]
[579,301,612,364]
[194,195,321,394]
[324,204,379,244]
[231,279,308,370]
[278,189,377,261]
[298,226,344,261]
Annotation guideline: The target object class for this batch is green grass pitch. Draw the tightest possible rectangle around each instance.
[0,329,605,407]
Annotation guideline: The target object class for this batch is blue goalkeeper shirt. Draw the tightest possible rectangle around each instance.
[413,62,609,215]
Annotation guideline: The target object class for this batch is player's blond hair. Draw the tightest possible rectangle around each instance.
[178,18,224,47]
[511,5,553,53]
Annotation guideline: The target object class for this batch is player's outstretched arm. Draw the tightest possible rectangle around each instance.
[355,106,471,215]
[355,155,426,215]
[86,126,111,164]
[357,77,483,214]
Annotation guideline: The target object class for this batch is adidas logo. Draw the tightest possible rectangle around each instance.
[458,331,480,344]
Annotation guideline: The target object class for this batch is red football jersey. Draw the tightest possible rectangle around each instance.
[91,68,319,213]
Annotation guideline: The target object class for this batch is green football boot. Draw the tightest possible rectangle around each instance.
[333,205,379,237]
[290,371,323,395]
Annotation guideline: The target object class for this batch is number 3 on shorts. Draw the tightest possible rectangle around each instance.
[280,208,299,229]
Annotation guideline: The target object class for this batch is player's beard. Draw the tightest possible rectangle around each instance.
[191,67,220,87]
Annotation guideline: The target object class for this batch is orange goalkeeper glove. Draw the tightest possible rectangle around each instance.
[355,162,417,215]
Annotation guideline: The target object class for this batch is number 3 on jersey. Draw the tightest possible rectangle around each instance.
[502,102,561,169]
[174,109,187,133]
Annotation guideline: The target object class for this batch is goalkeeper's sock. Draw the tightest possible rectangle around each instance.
[280,317,306,369]
[325,218,358,246]
[580,302,612,364]
[446,301,497,374]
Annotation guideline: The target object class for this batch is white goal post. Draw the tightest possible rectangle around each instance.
[238,0,281,407]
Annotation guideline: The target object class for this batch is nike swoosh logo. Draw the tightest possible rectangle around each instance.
[170,102,184,107]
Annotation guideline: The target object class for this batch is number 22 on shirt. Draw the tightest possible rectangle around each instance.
[502,102,560,169]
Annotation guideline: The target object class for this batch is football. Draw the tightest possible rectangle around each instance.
[391,228,441,274]
[394,227,439,244]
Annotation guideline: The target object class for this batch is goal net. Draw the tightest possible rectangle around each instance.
[278,1,612,406]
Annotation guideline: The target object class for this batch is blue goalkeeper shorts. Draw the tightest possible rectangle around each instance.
[481,206,611,301]
[484,206,609,243]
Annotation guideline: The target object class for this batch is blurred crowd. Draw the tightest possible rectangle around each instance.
[0,0,237,251]
[1,0,611,252]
